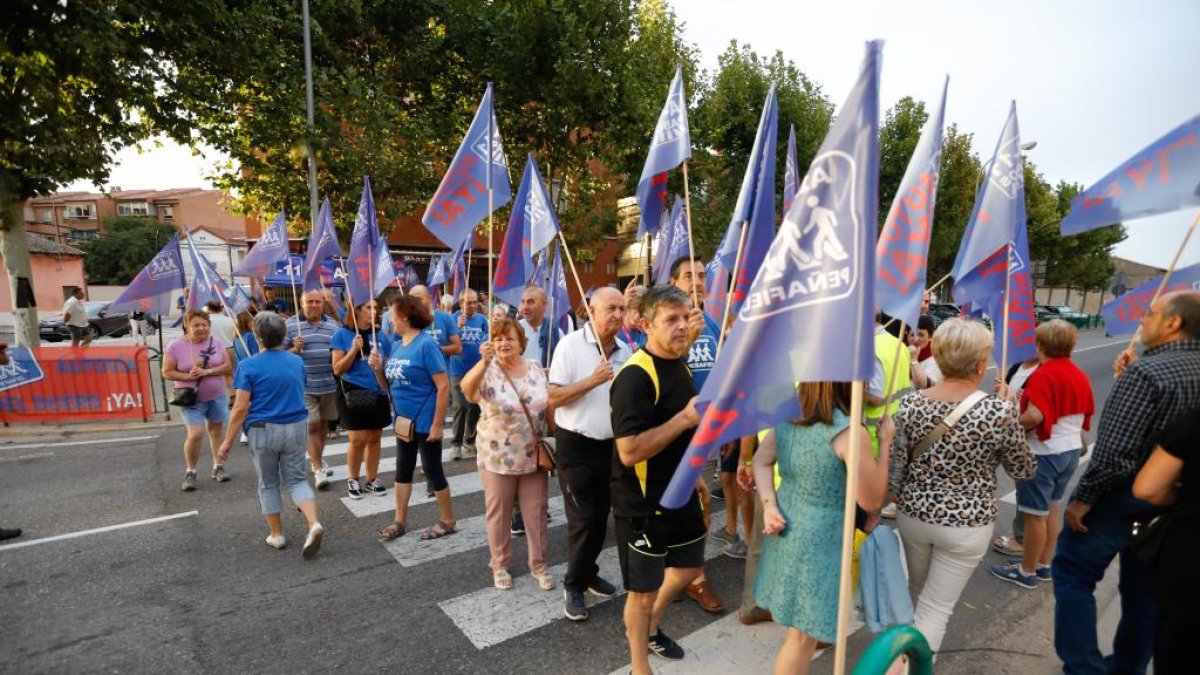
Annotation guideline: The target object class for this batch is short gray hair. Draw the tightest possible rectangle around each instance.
[253,311,288,349]
[931,318,993,379]
[640,285,691,324]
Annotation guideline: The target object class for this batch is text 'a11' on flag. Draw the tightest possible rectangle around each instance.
[108,234,186,315]
[494,154,561,307]
[303,198,343,292]
[636,64,691,240]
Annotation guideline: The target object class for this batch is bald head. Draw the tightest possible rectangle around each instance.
[1142,290,1200,348]
[302,289,325,322]
[410,285,432,310]
[460,289,479,317]
[520,286,548,326]
[589,287,626,340]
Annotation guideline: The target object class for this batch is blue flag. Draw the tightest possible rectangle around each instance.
[303,198,342,291]
[184,227,231,311]
[651,205,673,283]
[234,211,289,278]
[636,65,691,239]
[421,83,512,251]
[1101,261,1200,336]
[784,124,800,214]
[951,102,1025,305]
[985,217,1038,368]
[1062,115,1200,235]
[427,252,452,287]
[226,284,254,315]
[655,197,689,286]
[876,76,948,328]
[109,234,186,315]
[545,244,571,333]
[714,83,779,317]
[703,257,728,325]
[662,40,883,509]
[494,155,561,306]
[346,176,388,304]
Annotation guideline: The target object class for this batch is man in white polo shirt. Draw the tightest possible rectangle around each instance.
[549,286,631,622]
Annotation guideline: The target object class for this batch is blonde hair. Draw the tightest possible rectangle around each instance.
[932,318,993,379]
[1036,319,1078,358]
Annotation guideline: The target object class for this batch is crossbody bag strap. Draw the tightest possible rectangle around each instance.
[910,390,989,463]
[496,361,543,439]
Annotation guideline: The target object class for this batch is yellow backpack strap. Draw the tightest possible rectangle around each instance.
[620,350,660,405]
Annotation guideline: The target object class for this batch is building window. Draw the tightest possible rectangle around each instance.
[41,209,53,223]
[66,204,95,219]
[583,261,594,274]
[158,205,174,220]
[117,201,151,217]
[606,262,616,275]
[66,228,100,244]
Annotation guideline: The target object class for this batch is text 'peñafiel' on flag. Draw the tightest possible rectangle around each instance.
[660,40,883,509]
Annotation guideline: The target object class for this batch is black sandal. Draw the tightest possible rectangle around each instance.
[379,521,407,540]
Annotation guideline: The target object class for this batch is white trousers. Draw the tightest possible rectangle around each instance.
[896,512,993,653]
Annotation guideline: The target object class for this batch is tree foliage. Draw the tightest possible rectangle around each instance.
[878,97,928,226]
[78,218,178,285]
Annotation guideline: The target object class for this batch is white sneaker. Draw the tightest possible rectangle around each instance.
[302,523,324,559]
[240,432,248,444]
[265,534,287,549]
[881,502,898,519]
[315,471,331,489]
[323,464,333,477]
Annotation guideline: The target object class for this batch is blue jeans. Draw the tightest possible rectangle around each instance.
[1052,480,1157,675]
[247,421,314,515]
[180,395,230,425]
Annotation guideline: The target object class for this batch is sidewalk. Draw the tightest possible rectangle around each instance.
[0,412,178,440]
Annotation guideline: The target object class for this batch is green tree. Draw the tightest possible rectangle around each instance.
[878,96,928,226]
[927,123,983,287]
[79,218,178,285]
[689,42,833,254]
[0,0,201,345]
[1032,177,1125,290]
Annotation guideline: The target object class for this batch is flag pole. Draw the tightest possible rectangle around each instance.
[338,259,367,360]
[1000,243,1013,376]
[681,161,700,308]
[1119,208,1200,368]
[556,231,606,361]
[545,243,557,370]
[715,220,749,356]
[644,233,653,286]
[834,380,866,675]
[156,313,170,421]
[286,256,303,335]
[880,320,908,426]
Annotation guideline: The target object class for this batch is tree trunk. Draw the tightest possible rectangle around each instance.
[0,176,41,347]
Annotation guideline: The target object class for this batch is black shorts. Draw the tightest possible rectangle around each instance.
[335,380,391,430]
[718,441,740,473]
[615,499,707,593]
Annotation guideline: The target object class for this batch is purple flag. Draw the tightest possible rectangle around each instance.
[703,257,728,325]
[984,217,1038,367]
[636,65,691,239]
[1062,115,1200,235]
[421,83,512,251]
[655,197,688,286]
[662,40,882,509]
[235,211,290,278]
[876,76,948,327]
[651,205,673,283]
[784,124,800,214]
[184,227,231,311]
[346,177,385,305]
[545,244,571,333]
[713,83,778,316]
[108,234,186,315]
[951,102,1025,305]
[303,198,342,291]
[494,155,561,306]
[427,252,452,287]
[1101,261,1200,336]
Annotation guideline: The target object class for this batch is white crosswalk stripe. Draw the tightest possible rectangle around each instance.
[338,470,485,518]
[438,510,729,650]
[383,495,567,567]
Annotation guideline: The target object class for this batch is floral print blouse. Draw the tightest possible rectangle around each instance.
[476,358,549,475]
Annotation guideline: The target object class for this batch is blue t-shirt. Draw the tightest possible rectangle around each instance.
[687,314,720,390]
[425,309,460,348]
[233,331,259,363]
[620,327,647,352]
[233,350,308,430]
[385,332,446,433]
[331,328,392,392]
[449,312,489,377]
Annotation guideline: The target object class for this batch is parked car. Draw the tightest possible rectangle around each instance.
[1036,304,1090,328]
[927,302,961,324]
[39,301,132,342]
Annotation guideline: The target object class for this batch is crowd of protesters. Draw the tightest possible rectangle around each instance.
[147,268,1200,675]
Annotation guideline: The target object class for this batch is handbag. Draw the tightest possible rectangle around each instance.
[339,379,381,412]
[497,363,556,473]
[1130,509,1177,565]
[169,337,212,407]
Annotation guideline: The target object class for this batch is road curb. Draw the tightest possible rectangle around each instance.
[0,419,179,438]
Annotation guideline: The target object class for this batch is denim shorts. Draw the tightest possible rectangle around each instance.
[1016,448,1082,516]
[180,396,230,426]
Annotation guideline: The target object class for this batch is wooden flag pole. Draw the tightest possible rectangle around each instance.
[487,190,495,334]
[367,241,379,350]
[556,231,606,361]
[1120,209,1200,369]
[545,242,558,370]
[715,220,749,357]
[879,320,908,425]
[286,256,304,335]
[681,161,700,308]
[338,259,366,361]
[834,380,866,675]
[879,273,952,333]
[644,232,653,286]
[999,242,1013,376]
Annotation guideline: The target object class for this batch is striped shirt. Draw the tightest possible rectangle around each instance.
[285,318,339,396]
[1075,338,1200,504]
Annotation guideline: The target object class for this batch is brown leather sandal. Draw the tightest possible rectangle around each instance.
[379,521,406,540]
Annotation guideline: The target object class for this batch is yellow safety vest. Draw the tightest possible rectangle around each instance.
[865,329,911,453]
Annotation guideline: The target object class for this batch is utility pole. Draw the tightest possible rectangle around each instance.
[302,0,320,228]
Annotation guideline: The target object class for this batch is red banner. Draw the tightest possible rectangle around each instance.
[0,346,153,424]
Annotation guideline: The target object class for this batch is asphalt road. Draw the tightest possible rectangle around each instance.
[0,329,1130,674]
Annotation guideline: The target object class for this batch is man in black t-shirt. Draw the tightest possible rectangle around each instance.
[610,285,707,672]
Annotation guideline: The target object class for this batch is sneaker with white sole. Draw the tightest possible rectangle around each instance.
[1006,558,1052,582]
[347,478,363,500]
[587,576,618,598]
[265,534,287,549]
[563,590,588,621]
[990,562,1038,589]
[648,629,685,660]
[364,478,387,496]
[314,470,330,489]
[302,524,323,559]
[211,464,230,482]
[181,471,198,492]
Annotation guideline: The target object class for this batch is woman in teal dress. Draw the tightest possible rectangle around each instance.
[753,381,893,675]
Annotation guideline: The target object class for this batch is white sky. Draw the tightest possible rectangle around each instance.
[66,0,1200,270]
